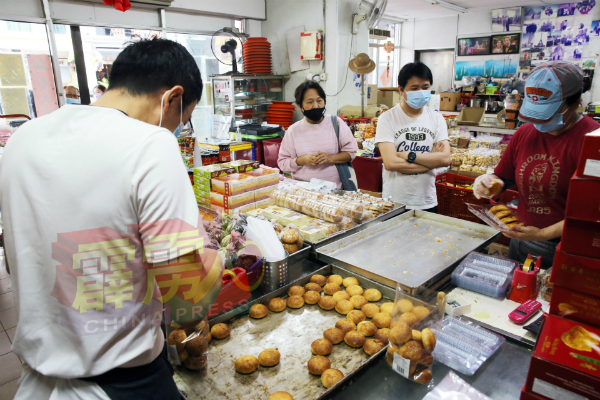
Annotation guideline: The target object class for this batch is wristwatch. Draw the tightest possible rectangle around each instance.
[407,151,417,164]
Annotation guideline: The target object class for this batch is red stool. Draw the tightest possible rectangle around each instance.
[262,138,283,169]
[352,156,383,192]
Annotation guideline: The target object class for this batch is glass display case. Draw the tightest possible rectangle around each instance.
[211,75,286,129]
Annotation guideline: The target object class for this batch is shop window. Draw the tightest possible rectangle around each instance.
[7,22,31,32]
[368,21,401,88]
[54,25,66,35]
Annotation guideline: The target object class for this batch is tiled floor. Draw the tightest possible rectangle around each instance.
[0,255,21,400]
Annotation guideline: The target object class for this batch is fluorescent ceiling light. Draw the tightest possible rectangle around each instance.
[427,0,468,13]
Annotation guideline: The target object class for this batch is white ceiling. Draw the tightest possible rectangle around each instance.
[385,0,568,20]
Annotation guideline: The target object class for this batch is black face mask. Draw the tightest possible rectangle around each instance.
[302,107,326,122]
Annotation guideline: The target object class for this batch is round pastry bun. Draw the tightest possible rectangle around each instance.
[304,282,322,293]
[394,299,414,315]
[357,321,377,337]
[363,338,386,356]
[258,348,281,367]
[268,298,287,313]
[207,332,212,343]
[412,329,422,342]
[489,204,509,214]
[324,283,342,295]
[303,291,321,305]
[321,369,344,388]
[333,291,350,302]
[311,338,333,356]
[335,300,354,315]
[414,368,433,384]
[372,313,391,328]
[399,340,424,361]
[327,275,344,286]
[184,354,207,370]
[167,329,187,352]
[210,323,231,339]
[361,303,380,318]
[419,353,434,367]
[364,288,382,302]
[346,310,366,325]
[307,355,331,375]
[288,285,306,297]
[323,327,345,344]
[342,277,359,288]
[399,312,420,327]
[268,392,294,400]
[249,304,269,319]
[235,355,259,374]
[411,306,430,320]
[346,285,364,297]
[374,328,390,344]
[335,319,356,334]
[311,274,327,286]
[185,334,208,356]
[350,295,368,309]
[318,296,337,310]
[287,295,305,309]
[380,302,394,315]
[344,331,366,348]
[422,328,436,353]
[178,349,189,363]
[389,321,412,345]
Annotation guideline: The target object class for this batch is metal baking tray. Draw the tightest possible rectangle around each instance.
[174,265,394,400]
[316,210,500,294]
[305,201,406,251]
[288,243,311,266]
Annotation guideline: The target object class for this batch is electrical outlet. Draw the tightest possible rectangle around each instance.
[312,75,321,82]
[319,73,328,81]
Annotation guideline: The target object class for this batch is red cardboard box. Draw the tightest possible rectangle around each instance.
[561,218,600,259]
[534,315,600,380]
[525,356,600,400]
[576,129,600,180]
[520,387,548,400]
[566,175,600,222]
[551,244,600,297]
[548,285,600,328]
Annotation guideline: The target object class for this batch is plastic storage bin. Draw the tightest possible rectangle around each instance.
[436,173,488,223]
[451,252,518,298]
[352,156,383,192]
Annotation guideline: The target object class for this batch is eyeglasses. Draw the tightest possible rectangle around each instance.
[65,93,80,99]
[183,119,194,136]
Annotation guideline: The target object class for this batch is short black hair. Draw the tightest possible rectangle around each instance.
[398,62,433,89]
[294,81,326,106]
[94,84,107,92]
[565,75,592,107]
[108,38,203,108]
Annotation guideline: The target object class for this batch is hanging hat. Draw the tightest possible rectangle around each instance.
[348,53,376,74]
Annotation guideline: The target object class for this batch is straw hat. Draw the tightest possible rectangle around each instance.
[348,53,376,74]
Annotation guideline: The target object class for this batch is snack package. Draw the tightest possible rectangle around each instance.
[278,224,303,254]
[337,216,356,231]
[386,285,446,387]
[166,320,210,371]
[466,202,522,233]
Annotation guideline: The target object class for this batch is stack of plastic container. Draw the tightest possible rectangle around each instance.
[451,252,519,298]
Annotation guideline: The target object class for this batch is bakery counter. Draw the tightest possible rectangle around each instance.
[328,340,531,400]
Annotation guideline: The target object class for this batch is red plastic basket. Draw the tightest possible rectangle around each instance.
[436,173,488,223]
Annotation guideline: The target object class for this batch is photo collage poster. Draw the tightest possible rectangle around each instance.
[520,2,598,74]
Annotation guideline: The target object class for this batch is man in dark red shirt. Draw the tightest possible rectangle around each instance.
[474,61,599,268]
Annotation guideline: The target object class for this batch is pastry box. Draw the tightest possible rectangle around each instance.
[551,244,600,297]
[224,160,260,173]
[548,285,600,328]
[241,166,280,189]
[533,314,600,380]
[561,218,600,259]
[211,173,257,195]
[210,191,255,209]
[262,206,308,227]
[254,185,278,202]
[576,128,600,180]
[565,175,600,222]
[254,198,272,209]
[299,225,328,243]
[193,165,236,180]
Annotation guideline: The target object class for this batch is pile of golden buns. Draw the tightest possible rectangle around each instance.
[167,320,212,371]
[278,225,303,255]
[489,204,524,229]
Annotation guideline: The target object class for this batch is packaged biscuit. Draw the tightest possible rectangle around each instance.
[211,173,256,195]
[210,191,254,209]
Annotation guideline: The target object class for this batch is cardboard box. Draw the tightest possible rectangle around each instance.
[224,160,261,173]
[533,315,600,381]
[254,185,278,202]
[440,92,461,112]
[193,165,236,180]
[243,167,280,189]
[299,225,327,243]
[551,244,600,297]
[338,105,380,118]
[211,173,256,195]
[457,107,485,126]
[377,88,401,109]
[254,198,272,209]
[262,206,308,227]
[548,285,600,327]
[525,356,600,400]
[520,386,549,400]
[566,175,600,222]
[487,242,510,258]
[561,218,600,259]
[210,191,255,209]
[576,129,600,180]
[367,84,378,106]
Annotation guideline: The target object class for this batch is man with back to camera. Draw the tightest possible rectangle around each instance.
[375,62,451,212]
[0,38,207,399]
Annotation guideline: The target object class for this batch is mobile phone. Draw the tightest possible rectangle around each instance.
[509,299,542,324]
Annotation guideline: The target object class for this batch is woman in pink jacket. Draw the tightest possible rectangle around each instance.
[277,81,358,189]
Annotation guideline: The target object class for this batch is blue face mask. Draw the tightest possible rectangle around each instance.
[533,111,565,133]
[159,90,183,137]
[405,90,431,109]
[65,98,80,105]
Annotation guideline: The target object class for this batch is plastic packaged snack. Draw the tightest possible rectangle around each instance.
[337,216,356,231]
[278,224,303,253]
[386,286,446,387]
[166,320,210,371]
[466,202,523,233]
[451,252,518,298]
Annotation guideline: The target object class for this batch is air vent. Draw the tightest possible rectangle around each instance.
[369,28,391,39]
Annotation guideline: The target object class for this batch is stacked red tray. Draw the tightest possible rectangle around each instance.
[243,37,272,75]
[267,101,295,129]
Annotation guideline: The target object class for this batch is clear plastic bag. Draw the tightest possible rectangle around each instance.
[278,224,303,254]
[337,216,356,231]
[166,320,210,371]
[422,371,493,400]
[466,202,523,233]
[386,286,446,387]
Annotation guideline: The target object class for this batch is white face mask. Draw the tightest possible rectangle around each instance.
[159,90,183,138]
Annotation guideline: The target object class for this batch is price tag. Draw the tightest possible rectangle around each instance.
[393,353,410,378]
